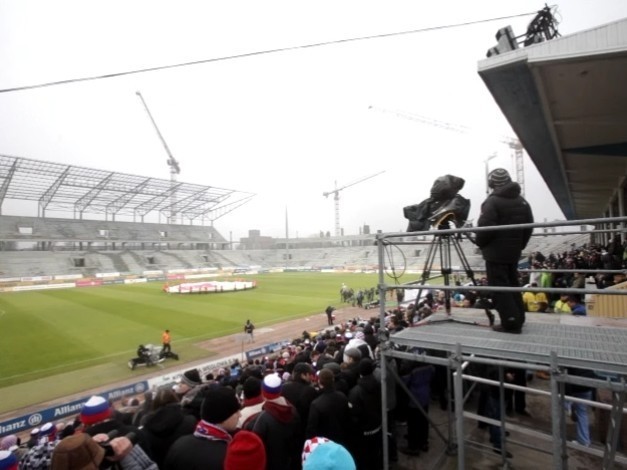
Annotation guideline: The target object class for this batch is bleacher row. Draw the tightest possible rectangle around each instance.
[0,215,225,243]
[0,215,587,278]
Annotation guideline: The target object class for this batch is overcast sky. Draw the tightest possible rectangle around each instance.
[1,1,626,242]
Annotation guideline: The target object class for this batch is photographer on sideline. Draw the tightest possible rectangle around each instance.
[476,168,533,333]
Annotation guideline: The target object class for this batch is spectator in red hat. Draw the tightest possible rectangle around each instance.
[224,430,266,470]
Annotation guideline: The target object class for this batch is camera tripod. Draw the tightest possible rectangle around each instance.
[413,213,495,326]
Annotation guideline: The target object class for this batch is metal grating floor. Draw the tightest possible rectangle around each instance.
[390,312,627,375]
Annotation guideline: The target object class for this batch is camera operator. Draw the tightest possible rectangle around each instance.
[476,168,533,333]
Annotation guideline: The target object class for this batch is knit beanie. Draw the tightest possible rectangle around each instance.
[39,422,57,441]
[358,358,375,376]
[0,435,17,451]
[242,376,262,400]
[80,396,112,425]
[487,168,512,188]
[302,436,330,464]
[224,430,266,470]
[180,368,202,388]
[262,374,282,400]
[200,386,240,424]
[302,438,356,469]
[0,451,18,470]
[50,433,105,470]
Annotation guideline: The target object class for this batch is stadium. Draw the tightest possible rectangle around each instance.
[1,6,627,470]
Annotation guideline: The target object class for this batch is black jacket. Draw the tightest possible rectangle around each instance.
[253,398,301,470]
[476,182,533,263]
[141,403,197,469]
[281,377,318,427]
[163,434,228,470]
[306,387,352,447]
[348,375,382,434]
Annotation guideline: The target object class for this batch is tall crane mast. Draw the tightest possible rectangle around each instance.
[369,106,525,196]
[323,170,385,237]
[136,91,181,223]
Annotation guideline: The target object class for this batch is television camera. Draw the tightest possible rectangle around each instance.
[403,174,470,232]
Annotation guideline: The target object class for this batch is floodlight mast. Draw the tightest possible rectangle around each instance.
[323,170,385,237]
[136,91,181,224]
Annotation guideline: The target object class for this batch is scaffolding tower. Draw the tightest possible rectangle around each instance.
[375,217,627,469]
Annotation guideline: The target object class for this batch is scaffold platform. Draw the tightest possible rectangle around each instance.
[390,311,627,375]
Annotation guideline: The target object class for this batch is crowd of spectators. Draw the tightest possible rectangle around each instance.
[1,311,446,470]
[443,239,627,316]
[4,240,622,468]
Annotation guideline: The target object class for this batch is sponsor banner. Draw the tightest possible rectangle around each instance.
[166,274,185,280]
[0,277,22,283]
[124,278,147,285]
[147,354,241,390]
[184,273,220,280]
[143,270,163,276]
[75,279,103,288]
[12,283,75,292]
[20,276,52,282]
[54,274,84,281]
[95,272,120,278]
[245,340,291,362]
[0,381,148,438]
[165,280,255,294]
[146,276,166,282]
[167,269,192,274]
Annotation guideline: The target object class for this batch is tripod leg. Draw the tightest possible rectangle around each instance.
[451,236,495,326]
[440,236,452,315]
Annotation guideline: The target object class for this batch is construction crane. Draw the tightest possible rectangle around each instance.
[368,106,525,196]
[323,170,385,237]
[136,91,181,223]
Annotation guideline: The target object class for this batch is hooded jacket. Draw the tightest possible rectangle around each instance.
[253,397,301,470]
[141,403,197,469]
[476,182,533,263]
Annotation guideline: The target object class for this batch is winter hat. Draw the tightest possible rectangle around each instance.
[0,435,17,451]
[39,422,57,441]
[262,373,282,400]
[344,347,362,360]
[50,433,105,470]
[487,168,512,188]
[200,386,240,424]
[302,438,356,470]
[358,358,375,376]
[293,362,314,376]
[80,396,112,425]
[0,451,18,470]
[224,430,266,470]
[242,376,262,400]
[302,436,330,464]
[355,331,365,340]
[180,368,202,388]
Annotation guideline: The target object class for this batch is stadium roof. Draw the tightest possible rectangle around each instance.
[478,17,627,220]
[0,155,255,223]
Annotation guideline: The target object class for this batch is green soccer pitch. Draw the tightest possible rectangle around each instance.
[0,272,415,413]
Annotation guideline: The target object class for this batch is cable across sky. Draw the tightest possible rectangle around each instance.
[0,9,538,95]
